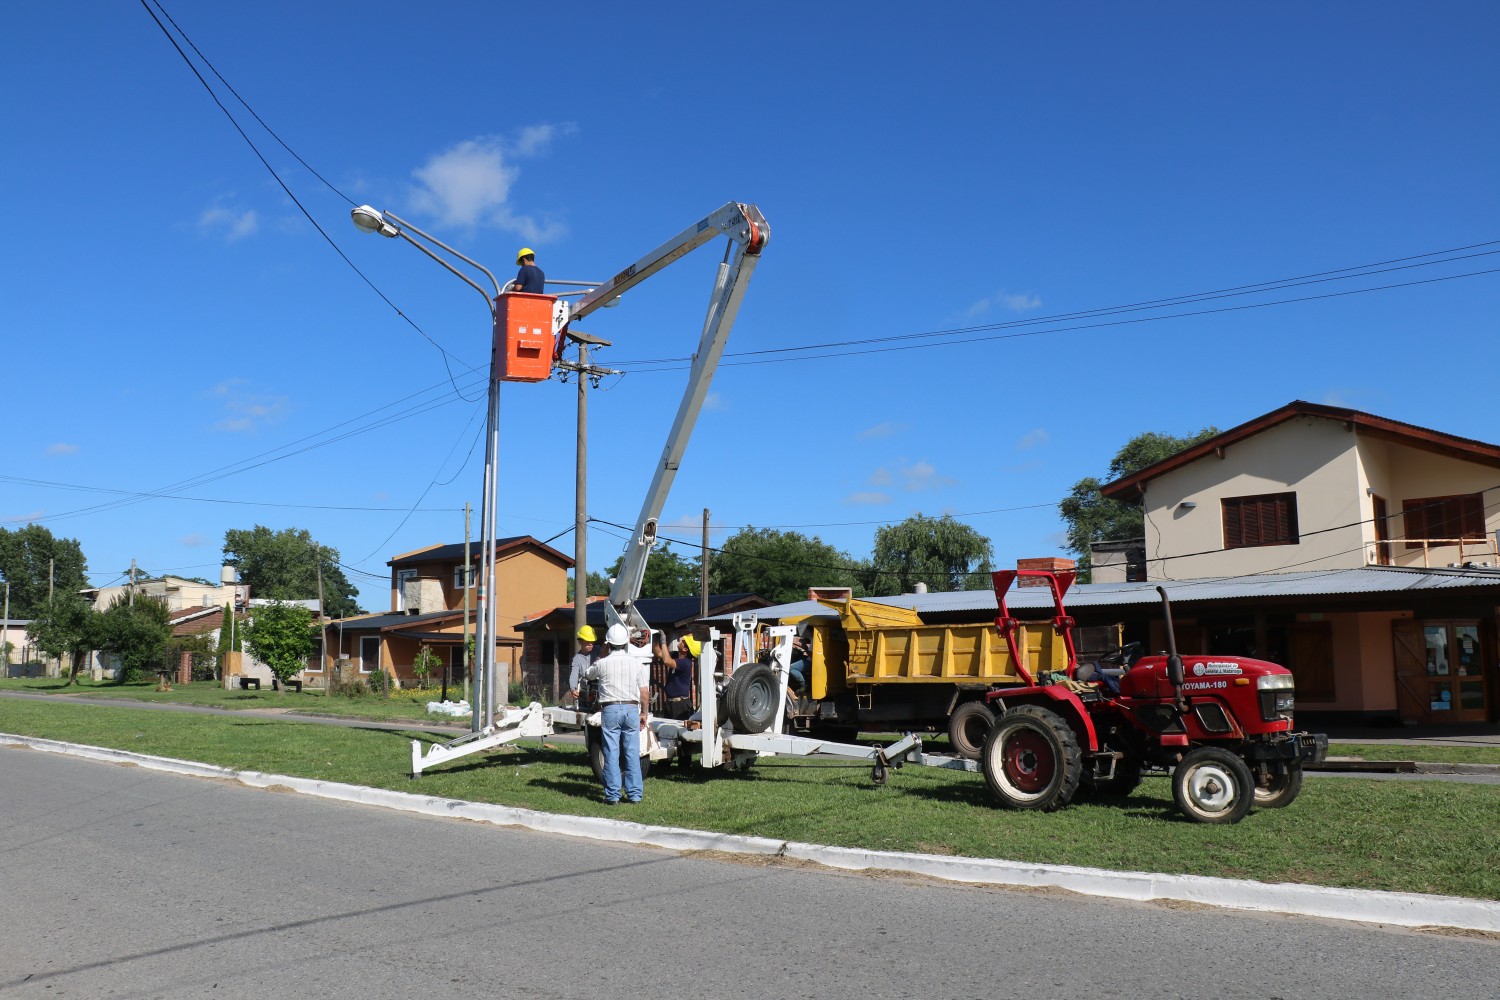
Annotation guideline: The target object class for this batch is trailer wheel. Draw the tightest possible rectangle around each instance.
[585,725,653,782]
[982,705,1083,811]
[1253,763,1304,809]
[726,663,779,734]
[947,700,995,760]
[1173,747,1253,824]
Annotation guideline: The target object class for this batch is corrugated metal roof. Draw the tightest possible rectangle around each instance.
[709,566,1500,622]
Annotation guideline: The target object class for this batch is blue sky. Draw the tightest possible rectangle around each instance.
[3,2,1497,609]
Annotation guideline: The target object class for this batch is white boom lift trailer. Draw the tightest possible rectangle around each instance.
[409,200,979,782]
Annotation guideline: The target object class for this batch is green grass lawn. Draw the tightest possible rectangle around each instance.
[1327,742,1500,766]
[0,677,463,724]
[2,697,1496,901]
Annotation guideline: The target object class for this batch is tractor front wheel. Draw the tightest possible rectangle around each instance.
[981,705,1083,812]
[1254,763,1304,809]
[1173,747,1254,824]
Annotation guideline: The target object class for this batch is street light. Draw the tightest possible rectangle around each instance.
[350,204,504,734]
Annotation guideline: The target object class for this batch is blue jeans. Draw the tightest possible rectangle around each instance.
[600,703,643,803]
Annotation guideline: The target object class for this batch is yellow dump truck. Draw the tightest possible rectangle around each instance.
[785,596,1117,758]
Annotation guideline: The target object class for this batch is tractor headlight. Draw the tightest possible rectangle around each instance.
[1257,673,1295,720]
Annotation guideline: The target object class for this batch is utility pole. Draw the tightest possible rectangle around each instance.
[313,543,327,692]
[129,559,136,607]
[557,329,619,698]
[701,508,710,619]
[3,581,10,677]
[48,559,54,604]
[464,503,474,727]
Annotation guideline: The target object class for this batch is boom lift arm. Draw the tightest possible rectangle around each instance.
[573,203,769,638]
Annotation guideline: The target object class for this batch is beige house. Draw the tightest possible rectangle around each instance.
[1098,401,1500,725]
[326,536,572,689]
[83,564,247,613]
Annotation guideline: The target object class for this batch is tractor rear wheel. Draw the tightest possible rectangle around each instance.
[981,705,1083,811]
[1172,747,1253,824]
[585,725,652,782]
[1254,763,1304,809]
[947,700,995,760]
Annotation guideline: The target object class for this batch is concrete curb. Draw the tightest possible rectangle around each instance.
[5,732,1498,934]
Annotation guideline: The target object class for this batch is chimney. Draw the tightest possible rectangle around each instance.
[913,582,928,594]
[1016,556,1076,586]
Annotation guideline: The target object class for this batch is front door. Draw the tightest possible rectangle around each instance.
[1393,620,1490,722]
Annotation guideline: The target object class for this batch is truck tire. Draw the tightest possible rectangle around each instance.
[585,725,653,782]
[947,700,995,760]
[982,705,1083,812]
[1254,763,1304,809]
[725,663,779,734]
[1172,747,1253,824]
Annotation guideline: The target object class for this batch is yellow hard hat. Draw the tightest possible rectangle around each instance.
[516,247,535,264]
[577,625,596,642]
[681,635,701,657]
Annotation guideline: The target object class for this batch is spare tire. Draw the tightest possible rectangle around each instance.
[947,700,995,760]
[725,663,779,733]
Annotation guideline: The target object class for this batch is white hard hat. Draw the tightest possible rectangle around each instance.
[606,623,630,647]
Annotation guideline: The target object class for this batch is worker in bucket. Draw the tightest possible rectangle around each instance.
[513,248,545,294]
[582,623,650,805]
[565,625,599,706]
[657,635,698,720]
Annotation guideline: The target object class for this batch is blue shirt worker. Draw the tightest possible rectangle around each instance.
[660,635,699,719]
[513,248,545,294]
[583,624,649,805]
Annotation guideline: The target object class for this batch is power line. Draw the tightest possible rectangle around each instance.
[138,0,481,402]
[0,475,463,516]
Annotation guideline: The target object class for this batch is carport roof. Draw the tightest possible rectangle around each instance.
[708,565,1500,621]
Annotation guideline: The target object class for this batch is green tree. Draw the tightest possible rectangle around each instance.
[869,513,994,593]
[0,525,90,619]
[242,601,318,689]
[223,526,360,618]
[566,570,612,602]
[1059,427,1220,581]
[709,528,865,605]
[26,595,101,685]
[604,544,701,599]
[412,645,441,690]
[97,595,173,683]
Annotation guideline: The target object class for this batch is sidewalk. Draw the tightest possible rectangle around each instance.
[1320,721,1500,748]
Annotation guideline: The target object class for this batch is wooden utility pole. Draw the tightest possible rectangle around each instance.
[313,543,327,691]
[701,508,710,619]
[557,330,619,700]
[48,558,54,604]
[129,559,136,606]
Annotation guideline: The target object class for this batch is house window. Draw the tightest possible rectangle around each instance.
[1402,493,1484,549]
[304,637,324,673]
[395,569,417,611]
[359,636,380,674]
[1222,492,1299,549]
[454,564,476,590]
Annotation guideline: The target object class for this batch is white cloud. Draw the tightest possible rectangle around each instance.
[407,126,574,242]
[868,468,893,486]
[900,460,957,492]
[843,491,890,506]
[373,491,389,503]
[703,393,727,412]
[3,510,45,525]
[857,421,904,441]
[966,288,1043,317]
[206,379,289,433]
[1017,428,1049,450]
[180,533,206,547]
[198,205,259,242]
[46,442,79,456]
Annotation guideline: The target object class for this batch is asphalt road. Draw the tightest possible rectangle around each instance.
[1,748,1495,1000]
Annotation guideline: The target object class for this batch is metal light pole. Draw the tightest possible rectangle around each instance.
[351,205,505,733]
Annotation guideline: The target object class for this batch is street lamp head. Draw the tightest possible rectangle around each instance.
[351,205,398,238]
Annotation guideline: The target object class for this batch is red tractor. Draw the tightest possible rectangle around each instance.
[979,570,1327,824]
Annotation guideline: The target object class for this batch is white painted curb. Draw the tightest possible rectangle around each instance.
[5,732,1497,933]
